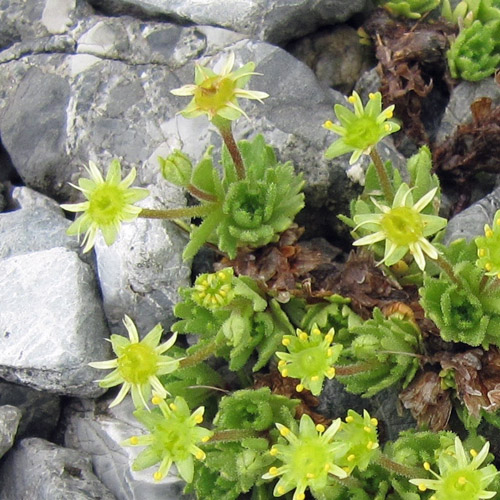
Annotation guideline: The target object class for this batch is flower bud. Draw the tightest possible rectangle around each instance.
[158,150,192,187]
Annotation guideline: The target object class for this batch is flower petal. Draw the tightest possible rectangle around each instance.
[123,315,140,343]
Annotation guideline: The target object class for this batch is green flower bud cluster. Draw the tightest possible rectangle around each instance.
[379,0,441,18]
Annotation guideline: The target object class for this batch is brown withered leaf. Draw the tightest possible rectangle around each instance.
[363,8,455,145]
[216,225,342,299]
[325,249,414,319]
[254,371,331,426]
[433,98,500,204]
[438,347,500,417]
[399,370,452,430]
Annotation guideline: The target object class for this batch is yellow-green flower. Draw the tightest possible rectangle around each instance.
[409,437,498,500]
[89,315,180,409]
[61,159,149,253]
[352,183,447,271]
[323,91,400,164]
[277,325,343,395]
[475,209,500,278]
[263,414,348,500]
[123,395,212,483]
[170,52,269,121]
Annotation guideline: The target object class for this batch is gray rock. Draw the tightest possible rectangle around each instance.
[94,184,190,333]
[0,405,22,459]
[288,25,374,95]
[443,186,500,245]
[64,397,189,500]
[0,381,61,439]
[87,0,369,44]
[0,186,82,260]
[0,0,92,50]
[0,247,111,397]
[0,437,115,500]
[435,78,500,144]
[0,14,384,238]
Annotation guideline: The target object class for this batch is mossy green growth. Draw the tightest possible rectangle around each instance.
[447,19,500,81]
[379,0,441,18]
[172,134,305,260]
[173,269,295,371]
[421,244,500,347]
[336,308,423,397]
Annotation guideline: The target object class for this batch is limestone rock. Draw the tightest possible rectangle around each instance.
[0,437,115,499]
[0,247,111,397]
[0,405,22,459]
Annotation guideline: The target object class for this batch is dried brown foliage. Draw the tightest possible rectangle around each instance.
[363,9,455,145]
[433,98,500,191]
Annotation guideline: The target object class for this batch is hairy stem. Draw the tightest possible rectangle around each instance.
[376,454,425,479]
[213,117,245,179]
[369,148,394,204]
[335,362,379,377]
[187,184,218,203]
[139,205,214,220]
[207,429,260,443]
[434,253,462,286]
[179,339,220,369]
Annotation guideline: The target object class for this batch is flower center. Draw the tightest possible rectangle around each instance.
[291,440,329,480]
[296,347,329,377]
[118,343,158,384]
[381,206,424,245]
[442,470,481,497]
[194,76,236,113]
[88,184,126,225]
[192,270,234,310]
[343,117,383,150]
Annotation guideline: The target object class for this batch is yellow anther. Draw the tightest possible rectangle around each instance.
[152,396,162,405]
[324,463,330,471]
[369,92,376,99]
[282,338,291,346]
[281,368,289,378]
[169,403,178,411]
[347,454,356,462]
[296,384,304,392]
[217,271,226,279]
[278,359,286,367]
[478,248,486,257]
[219,290,226,297]
[342,466,351,473]
[306,472,315,479]
[316,424,325,433]
[470,449,478,458]
[197,291,206,298]
[297,494,305,500]
[211,296,218,304]
[201,279,208,287]
[348,95,356,103]
[194,415,203,424]
[327,367,336,377]
[195,450,206,460]
[202,436,210,443]
[366,441,374,450]
[311,375,319,381]
[364,426,371,433]
[370,418,378,426]
[418,484,427,492]
[277,486,286,495]
[299,331,308,341]
[130,436,139,445]
[346,416,354,423]
[457,476,467,485]
[384,123,391,131]
[497,273,500,280]
[279,427,290,437]
[270,446,278,456]
[312,327,321,336]
[485,262,493,271]
[324,120,334,128]
[269,466,279,476]
[153,471,163,481]
[486,229,494,238]
[423,462,431,471]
